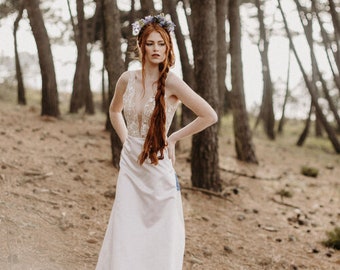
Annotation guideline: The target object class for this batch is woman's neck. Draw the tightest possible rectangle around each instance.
[144,63,160,81]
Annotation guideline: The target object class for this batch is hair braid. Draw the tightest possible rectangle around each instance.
[138,64,169,165]
[136,22,175,165]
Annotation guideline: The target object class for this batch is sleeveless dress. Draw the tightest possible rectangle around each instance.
[95,71,185,270]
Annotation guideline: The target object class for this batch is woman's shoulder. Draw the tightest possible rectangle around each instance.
[125,69,143,81]
[166,71,183,86]
[120,70,133,81]
[116,70,128,84]
[166,71,188,91]
[167,70,180,80]
[117,70,139,85]
[115,70,133,93]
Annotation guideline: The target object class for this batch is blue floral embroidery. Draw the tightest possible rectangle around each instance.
[175,173,180,191]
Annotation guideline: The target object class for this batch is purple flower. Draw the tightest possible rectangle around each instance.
[132,13,176,36]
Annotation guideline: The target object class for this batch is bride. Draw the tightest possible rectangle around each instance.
[95,14,217,270]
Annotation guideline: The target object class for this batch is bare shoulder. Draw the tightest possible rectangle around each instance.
[118,70,131,86]
[166,71,184,87]
[115,70,131,95]
[166,71,189,96]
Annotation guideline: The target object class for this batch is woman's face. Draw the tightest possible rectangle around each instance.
[144,31,167,65]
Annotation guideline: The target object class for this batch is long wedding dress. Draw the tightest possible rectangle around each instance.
[95,70,185,270]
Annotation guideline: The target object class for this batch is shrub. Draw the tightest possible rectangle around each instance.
[301,166,318,177]
[323,227,340,250]
[276,189,293,198]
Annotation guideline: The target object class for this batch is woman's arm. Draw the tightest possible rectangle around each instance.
[166,72,218,164]
[109,71,129,144]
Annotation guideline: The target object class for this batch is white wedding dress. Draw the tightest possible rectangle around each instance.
[95,70,185,270]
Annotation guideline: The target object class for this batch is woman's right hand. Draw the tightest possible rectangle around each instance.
[167,135,176,165]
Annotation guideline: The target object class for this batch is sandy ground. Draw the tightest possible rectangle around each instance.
[0,100,339,270]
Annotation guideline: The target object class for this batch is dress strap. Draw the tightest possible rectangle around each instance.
[128,70,136,87]
[124,71,135,97]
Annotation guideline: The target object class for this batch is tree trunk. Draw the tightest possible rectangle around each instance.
[315,114,323,137]
[278,44,291,134]
[295,0,340,131]
[296,100,313,146]
[84,53,94,114]
[228,0,258,163]
[179,0,197,126]
[140,0,155,15]
[85,2,102,114]
[328,0,340,68]
[278,0,340,153]
[163,0,196,127]
[69,0,94,114]
[316,66,340,131]
[190,0,221,191]
[312,1,340,93]
[101,0,125,168]
[255,0,275,140]
[101,51,107,112]
[182,0,194,42]
[301,1,322,139]
[24,0,60,117]
[98,0,108,113]
[14,0,26,105]
[216,0,229,126]
[124,0,136,70]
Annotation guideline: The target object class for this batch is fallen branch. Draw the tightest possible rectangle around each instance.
[181,186,233,202]
[19,172,53,185]
[271,197,300,209]
[23,170,45,176]
[220,166,255,178]
[220,166,282,181]
[0,159,20,170]
[11,192,59,206]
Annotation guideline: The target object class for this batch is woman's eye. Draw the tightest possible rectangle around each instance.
[159,43,165,46]
[146,43,153,46]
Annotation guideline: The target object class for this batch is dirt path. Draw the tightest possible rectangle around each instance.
[0,100,339,269]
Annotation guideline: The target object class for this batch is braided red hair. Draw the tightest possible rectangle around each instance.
[137,23,175,165]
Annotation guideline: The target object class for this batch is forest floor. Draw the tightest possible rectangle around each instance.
[0,94,339,270]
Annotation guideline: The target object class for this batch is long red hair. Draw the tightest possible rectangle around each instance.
[137,23,175,165]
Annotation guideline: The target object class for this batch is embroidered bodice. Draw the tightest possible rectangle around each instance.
[123,71,179,138]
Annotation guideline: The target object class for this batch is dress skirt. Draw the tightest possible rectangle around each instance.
[95,135,185,270]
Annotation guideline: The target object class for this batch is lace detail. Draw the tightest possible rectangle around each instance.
[123,71,178,138]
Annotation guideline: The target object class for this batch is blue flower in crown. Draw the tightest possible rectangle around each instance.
[132,13,176,36]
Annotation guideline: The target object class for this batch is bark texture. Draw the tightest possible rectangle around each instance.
[190,0,221,191]
[69,0,94,114]
[228,0,258,163]
[24,0,60,117]
[278,0,340,153]
[14,0,26,105]
[101,0,125,168]
[255,0,275,139]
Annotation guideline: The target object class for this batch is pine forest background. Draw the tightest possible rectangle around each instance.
[0,0,339,269]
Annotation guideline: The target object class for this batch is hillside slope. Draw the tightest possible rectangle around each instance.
[0,100,339,269]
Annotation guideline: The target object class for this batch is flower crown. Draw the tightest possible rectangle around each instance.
[132,13,176,36]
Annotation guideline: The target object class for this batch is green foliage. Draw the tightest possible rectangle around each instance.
[276,188,293,198]
[323,227,340,250]
[301,166,319,177]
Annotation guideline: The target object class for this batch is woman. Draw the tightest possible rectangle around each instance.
[95,14,217,270]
